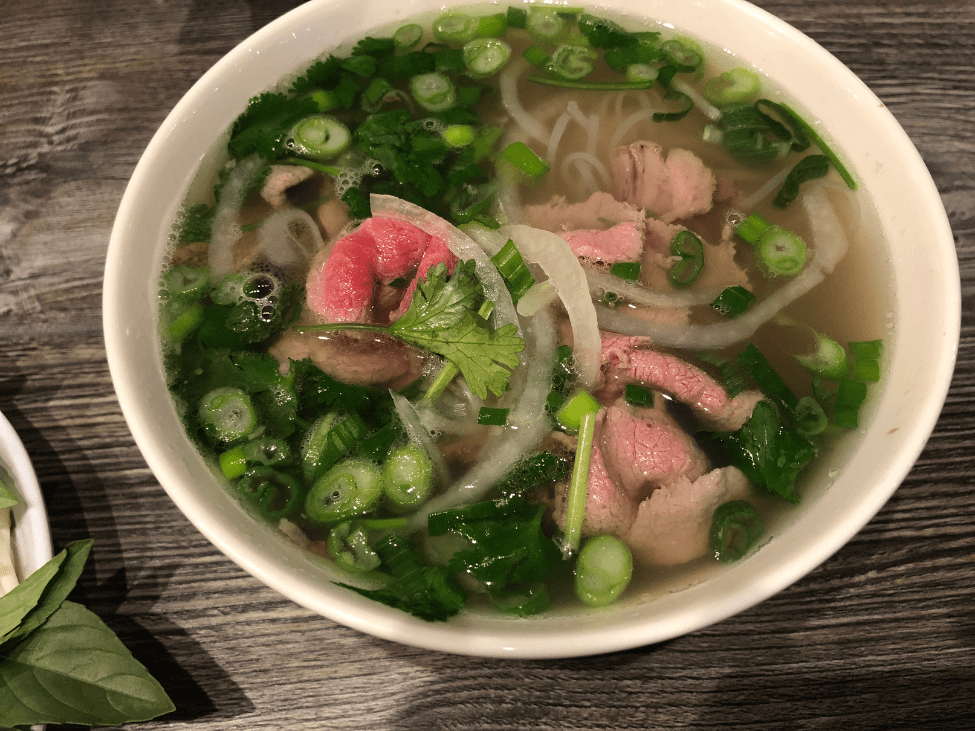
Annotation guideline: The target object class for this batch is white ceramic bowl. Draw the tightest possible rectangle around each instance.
[104,0,960,657]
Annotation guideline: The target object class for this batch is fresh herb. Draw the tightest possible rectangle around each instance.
[336,533,466,621]
[0,540,174,726]
[297,261,525,399]
[711,400,816,504]
[496,451,573,498]
[428,496,563,605]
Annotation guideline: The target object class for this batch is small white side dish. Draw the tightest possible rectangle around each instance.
[1,409,53,586]
[104,0,960,657]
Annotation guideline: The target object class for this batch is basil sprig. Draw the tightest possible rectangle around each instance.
[0,539,175,727]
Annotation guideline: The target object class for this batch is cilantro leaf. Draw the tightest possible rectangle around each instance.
[300,261,525,400]
[228,92,318,160]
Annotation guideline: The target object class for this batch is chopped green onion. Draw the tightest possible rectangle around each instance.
[289,115,352,161]
[392,23,423,51]
[432,12,478,44]
[491,238,536,302]
[301,412,367,482]
[476,13,508,38]
[795,396,828,437]
[166,301,204,343]
[526,7,565,42]
[704,68,761,107]
[328,522,381,574]
[811,375,837,402]
[624,383,654,408]
[305,459,384,524]
[477,406,510,426]
[574,534,633,606]
[668,230,704,289]
[609,261,641,280]
[660,39,702,72]
[709,500,763,562]
[522,44,550,68]
[434,47,466,74]
[754,227,808,278]
[219,437,291,480]
[651,89,695,123]
[497,451,572,498]
[773,154,831,208]
[710,285,756,318]
[625,63,658,84]
[795,328,851,380]
[853,358,881,383]
[463,37,511,77]
[563,407,599,554]
[547,45,597,80]
[500,141,550,180]
[442,124,476,148]
[734,212,772,244]
[410,72,457,112]
[506,5,527,29]
[199,387,257,444]
[382,444,434,509]
[555,388,601,433]
[833,406,859,429]
[850,339,884,360]
[528,75,653,92]
[235,468,304,520]
[697,351,749,399]
[601,290,620,307]
[779,102,857,190]
[836,379,868,409]
[162,264,211,302]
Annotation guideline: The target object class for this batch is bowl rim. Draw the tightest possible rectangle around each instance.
[104,0,960,657]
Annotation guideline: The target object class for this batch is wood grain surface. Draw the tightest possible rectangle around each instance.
[2,0,973,728]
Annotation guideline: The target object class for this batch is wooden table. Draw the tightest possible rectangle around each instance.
[2,0,973,728]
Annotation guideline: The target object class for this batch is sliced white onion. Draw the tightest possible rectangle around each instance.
[502,223,602,389]
[516,281,559,316]
[609,108,659,151]
[209,155,264,279]
[671,78,723,122]
[392,391,451,490]
[585,267,724,308]
[738,166,792,211]
[408,306,557,527]
[595,185,851,349]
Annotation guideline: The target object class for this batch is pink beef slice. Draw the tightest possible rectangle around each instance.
[599,400,709,500]
[523,191,644,233]
[598,333,764,431]
[559,220,645,265]
[305,217,457,324]
[550,411,639,540]
[625,466,751,566]
[611,142,716,223]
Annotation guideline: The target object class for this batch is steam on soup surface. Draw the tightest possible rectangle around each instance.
[160,5,887,619]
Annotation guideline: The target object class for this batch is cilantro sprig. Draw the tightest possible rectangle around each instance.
[298,260,525,399]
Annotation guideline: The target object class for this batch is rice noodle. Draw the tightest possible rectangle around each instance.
[502,224,602,389]
[561,152,612,192]
[594,184,851,349]
[209,155,264,278]
[546,110,573,162]
[609,108,659,151]
[587,114,599,157]
[408,306,557,527]
[369,194,522,339]
[256,208,326,269]
[566,101,589,129]
[738,166,792,211]
[499,57,550,145]
[671,78,722,121]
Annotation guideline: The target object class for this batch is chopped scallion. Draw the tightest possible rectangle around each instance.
[668,230,704,288]
[477,406,510,426]
[710,285,756,318]
[463,37,512,77]
[432,12,478,44]
[610,261,641,281]
[574,534,633,606]
[704,68,761,107]
[500,141,550,180]
[392,23,423,51]
[624,383,654,408]
[709,500,763,562]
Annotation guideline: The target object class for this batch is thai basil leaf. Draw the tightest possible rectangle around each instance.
[0,600,175,726]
